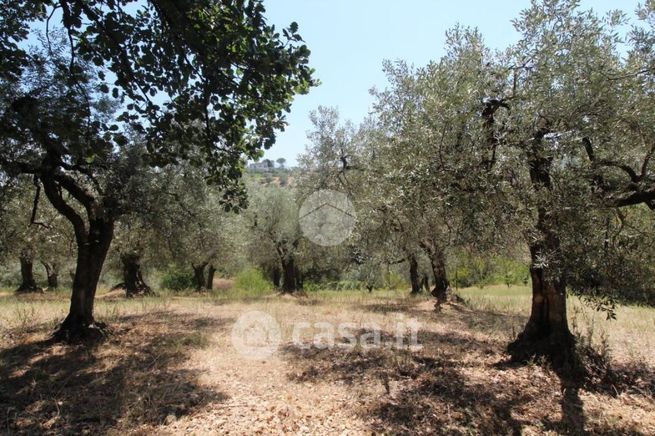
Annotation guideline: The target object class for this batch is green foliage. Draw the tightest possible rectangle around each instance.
[1,1,315,201]
[233,268,272,294]
[0,264,24,287]
[160,266,195,292]
[384,272,408,291]
[449,254,529,289]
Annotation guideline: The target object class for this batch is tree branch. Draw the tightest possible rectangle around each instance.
[40,175,88,243]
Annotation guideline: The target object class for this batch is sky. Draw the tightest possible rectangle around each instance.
[260,0,639,166]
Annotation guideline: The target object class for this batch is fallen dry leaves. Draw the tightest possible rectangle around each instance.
[0,297,653,434]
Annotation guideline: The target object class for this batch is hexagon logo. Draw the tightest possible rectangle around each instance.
[299,189,356,247]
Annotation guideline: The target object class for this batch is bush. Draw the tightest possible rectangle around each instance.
[449,255,529,288]
[0,264,22,288]
[234,268,272,294]
[160,266,195,291]
[384,272,408,291]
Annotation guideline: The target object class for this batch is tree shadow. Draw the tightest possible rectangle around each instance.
[279,328,530,434]
[281,320,655,434]
[0,312,230,434]
[495,344,655,435]
[562,354,654,434]
[445,303,527,336]
[554,376,587,435]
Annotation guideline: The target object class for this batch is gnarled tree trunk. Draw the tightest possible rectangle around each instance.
[508,240,574,369]
[421,240,450,307]
[408,254,422,295]
[192,262,208,291]
[205,264,216,290]
[54,218,114,340]
[16,248,40,293]
[281,256,298,293]
[121,252,153,298]
[41,261,59,289]
[508,132,575,369]
[272,266,281,288]
[431,253,449,306]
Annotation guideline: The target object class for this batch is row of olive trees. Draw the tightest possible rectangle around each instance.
[0,150,258,297]
[297,0,655,368]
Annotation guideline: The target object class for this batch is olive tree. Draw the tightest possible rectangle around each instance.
[481,0,655,366]
[0,0,314,338]
[150,164,247,291]
[247,184,306,293]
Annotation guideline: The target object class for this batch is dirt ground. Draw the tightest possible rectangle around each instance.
[0,294,653,435]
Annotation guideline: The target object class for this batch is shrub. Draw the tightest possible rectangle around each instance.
[160,266,195,291]
[384,272,408,291]
[449,255,530,288]
[234,268,272,294]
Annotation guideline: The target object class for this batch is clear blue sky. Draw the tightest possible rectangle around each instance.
[260,0,638,166]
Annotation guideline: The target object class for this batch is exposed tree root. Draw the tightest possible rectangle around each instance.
[52,319,112,343]
[432,287,465,311]
[15,284,44,294]
[508,329,584,376]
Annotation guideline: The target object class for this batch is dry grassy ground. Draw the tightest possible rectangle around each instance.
[0,286,653,435]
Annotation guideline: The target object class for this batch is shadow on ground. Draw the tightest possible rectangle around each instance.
[280,316,655,435]
[0,312,230,434]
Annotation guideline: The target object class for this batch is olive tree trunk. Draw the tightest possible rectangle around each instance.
[205,264,216,290]
[281,256,298,293]
[16,248,40,293]
[508,212,575,367]
[192,262,208,291]
[41,261,59,289]
[41,175,115,340]
[421,240,450,307]
[508,132,575,368]
[55,218,114,340]
[121,253,153,298]
[408,254,422,295]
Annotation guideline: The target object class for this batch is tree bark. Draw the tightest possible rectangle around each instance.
[35,148,117,340]
[54,218,114,340]
[272,266,281,288]
[121,252,153,298]
[16,248,40,293]
[205,264,216,290]
[408,254,422,295]
[430,248,450,307]
[41,261,59,289]
[508,237,575,368]
[508,132,576,369]
[192,262,207,291]
[421,240,450,307]
[281,256,298,293]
